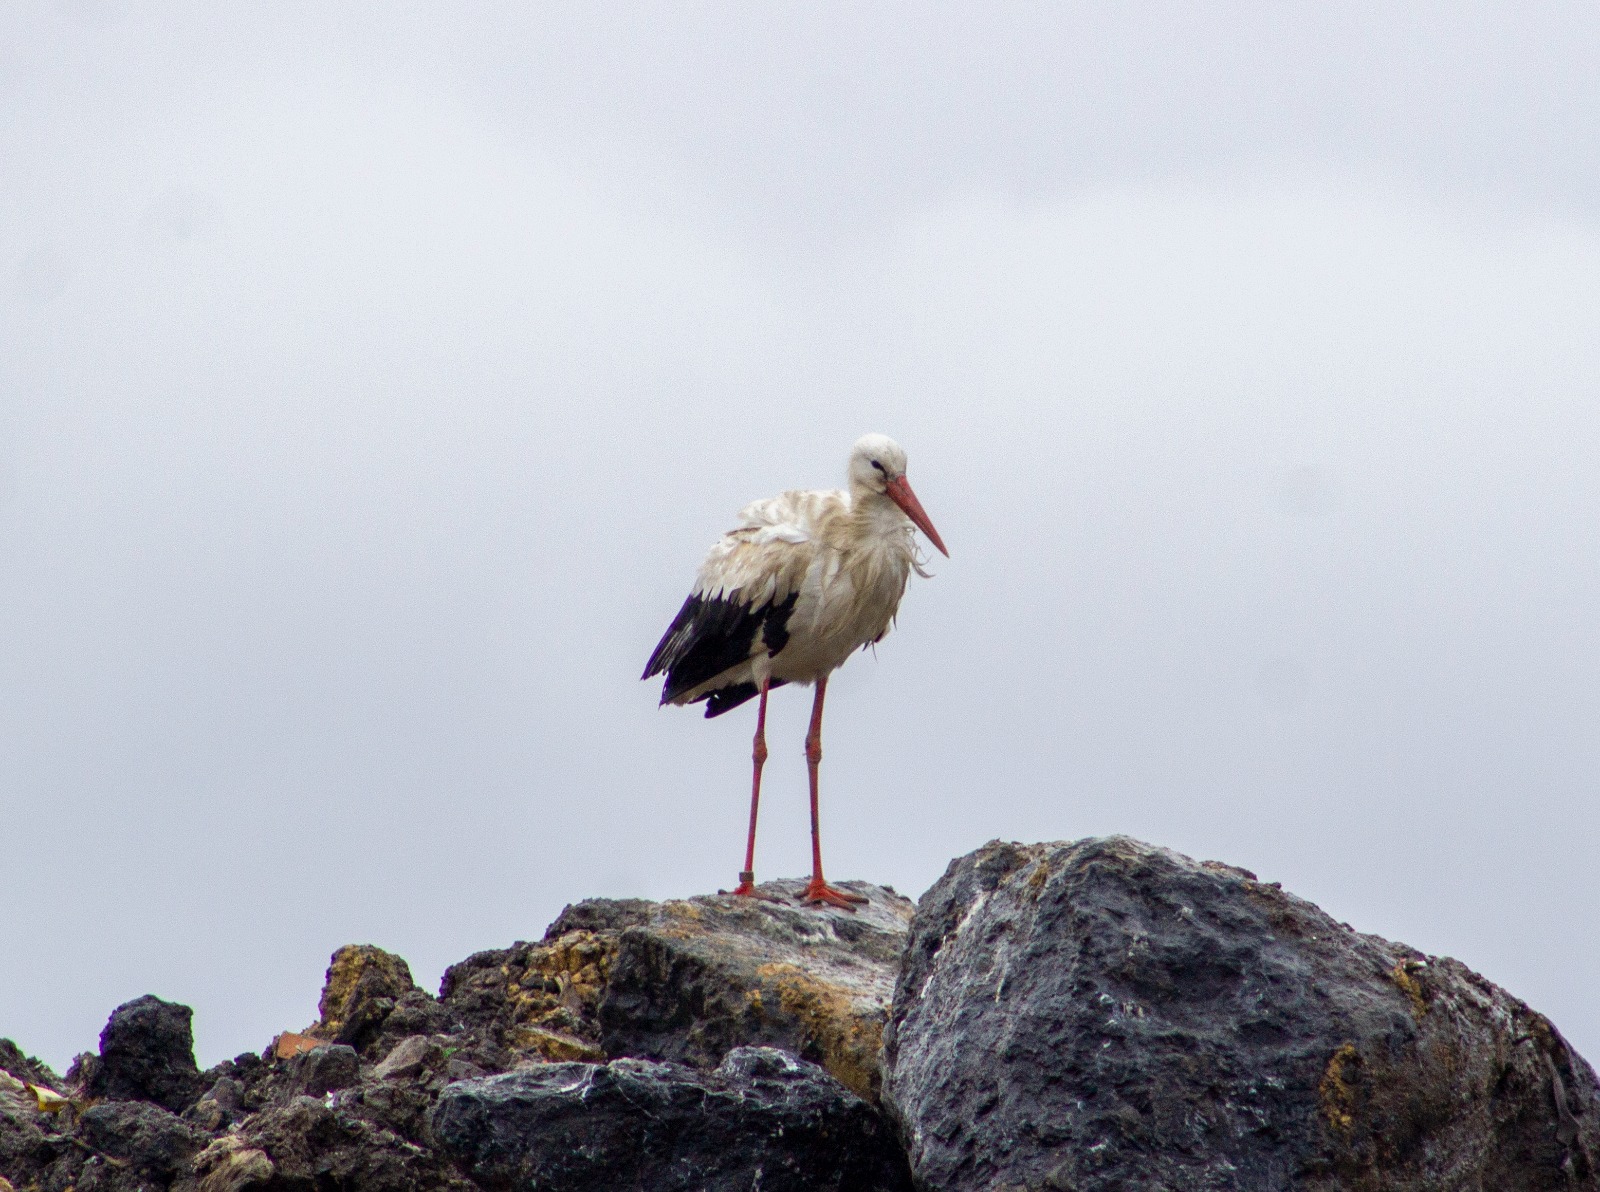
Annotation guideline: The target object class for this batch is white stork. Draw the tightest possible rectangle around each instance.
[643,433,949,909]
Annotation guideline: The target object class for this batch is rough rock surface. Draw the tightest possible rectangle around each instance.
[882,836,1600,1192]
[0,1051,74,1192]
[0,1044,60,1096]
[6,843,1600,1192]
[440,878,913,1100]
[73,995,205,1114]
[0,881,910,1191]
[213,1094,474,1192]
[307,945,455,1058]
[432,1045,912,1191]
[76,1101,209,1179]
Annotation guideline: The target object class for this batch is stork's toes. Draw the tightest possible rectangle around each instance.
[727,879,787,904]
[800,879,869,910]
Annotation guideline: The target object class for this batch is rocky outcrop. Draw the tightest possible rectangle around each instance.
[306,945,456,1059]
[432,1046,912,1191]
[3,840,1597,1192]
[882,836,1600,1192]
[72,995,205,1114]
[0,1044,59,1097]
[0,1049,72,1192]
[440,878,912,1100]
[0,881,908,1191]
[207,1094,475,1192]
[76,1101,209,1182]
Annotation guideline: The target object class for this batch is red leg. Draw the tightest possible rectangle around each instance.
[800,676,867,910]
[732,680,770,897]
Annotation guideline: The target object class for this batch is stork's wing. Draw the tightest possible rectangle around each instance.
[641,589,797,712]
[642,491,828,713]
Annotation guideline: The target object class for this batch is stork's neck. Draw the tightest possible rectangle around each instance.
[845,485,913,549]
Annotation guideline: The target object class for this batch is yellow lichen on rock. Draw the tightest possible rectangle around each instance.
[1025,860,1051,899]
[1390,960,1429,1020]
[509,1025,606,1063]
[756,961,884,1100]
[315,944,417,1038]
[1319,1042,1360,1134]
[498,931,617,1061]
[654,900,709,941]
[527,931,613,997]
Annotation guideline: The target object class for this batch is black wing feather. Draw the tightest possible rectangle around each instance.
[642,589,798,713]
[703,678,790,718]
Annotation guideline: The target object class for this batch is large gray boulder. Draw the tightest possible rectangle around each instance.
[881,836,1600,1192]
[431,1045,912,1191]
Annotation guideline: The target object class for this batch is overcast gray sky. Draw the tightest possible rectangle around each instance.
[4,3,1599,1074]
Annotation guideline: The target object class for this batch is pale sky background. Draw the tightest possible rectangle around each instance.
[4,3,1599,1074]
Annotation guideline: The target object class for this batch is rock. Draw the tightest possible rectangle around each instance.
[190,1135,275,1192]
[74,994,205,1113]
[0,1039,63,1093]
[0,1069,40,1119]
[0,1062,77,1192]
[311,945,451,1056]
[431,1045,913,1191]
[440,880,913,1099]
[185,1097,228,1133]
[543,896,655,936]
[439,934,610,1067]
[372,1035,442,1082]
[184,1076,246,1131]
[15,838,1600,1192]
[199,1051,266,1095]
[354,1037,450,1145]
[230,1095,474,1191]
[882,836,1600,1192]
[76,1100,208,1178]
[289,1043,361,1097]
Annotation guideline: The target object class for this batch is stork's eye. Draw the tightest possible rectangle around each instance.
[870,460,885,473]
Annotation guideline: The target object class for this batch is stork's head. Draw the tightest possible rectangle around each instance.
[848,433,949,557]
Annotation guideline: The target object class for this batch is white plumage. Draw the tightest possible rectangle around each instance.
[643,433,948,908]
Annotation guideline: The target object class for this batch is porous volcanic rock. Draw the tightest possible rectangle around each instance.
[882,836,1600,1192]
[10,842,1598,1192]
[0,881,913,1191]
[76,1101,209,1180]
[216,1094,475,1192]
[284,1043,360,1099]
[74,995,205,1114]
[0,1050,76,1192]
[0,1042,61,1095]
[440,879,913,1100]
[431,1045,913,1191]
[305,945,454,1058]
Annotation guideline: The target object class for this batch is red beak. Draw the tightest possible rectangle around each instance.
[885,475,949,557]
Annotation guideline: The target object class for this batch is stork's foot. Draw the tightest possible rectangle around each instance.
[727,874,786,903]
[800,878,869,910]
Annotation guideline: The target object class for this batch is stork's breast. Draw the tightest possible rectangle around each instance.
[838,551,911,643]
